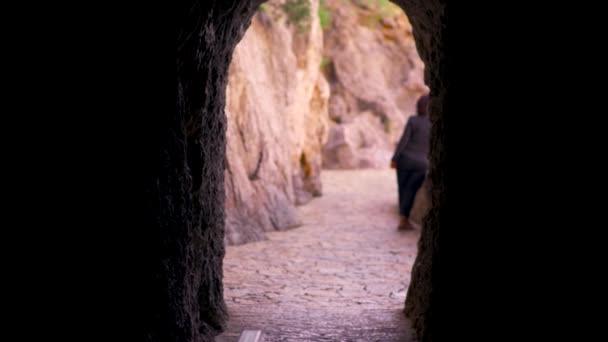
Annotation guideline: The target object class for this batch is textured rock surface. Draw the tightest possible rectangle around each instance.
[322,110,393,169]
[409,176,430,226]
[158,1,265,341]
[224,0,330,245]
[392,1,448,342]
[321,0,428,169]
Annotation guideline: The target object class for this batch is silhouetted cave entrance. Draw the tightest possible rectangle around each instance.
[220,1,431,341]
[168,1,446,341]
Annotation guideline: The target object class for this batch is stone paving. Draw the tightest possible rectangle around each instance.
[217,170,419,341]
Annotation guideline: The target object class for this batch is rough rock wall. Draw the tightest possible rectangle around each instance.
[321,0,428,169]
[224,0,330,245]
[159,1,265,341]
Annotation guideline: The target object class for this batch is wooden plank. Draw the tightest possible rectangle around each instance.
[238,330,263,342]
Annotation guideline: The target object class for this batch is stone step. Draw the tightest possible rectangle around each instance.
[238,330,263,342]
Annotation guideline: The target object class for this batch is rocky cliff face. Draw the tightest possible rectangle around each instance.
[321,0,428,169]
[224,0,430,245]
[224,0,330,245]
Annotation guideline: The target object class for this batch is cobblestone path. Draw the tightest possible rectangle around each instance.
[217,170,420,341]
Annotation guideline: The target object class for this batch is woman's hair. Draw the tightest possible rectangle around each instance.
[417,94,430,116]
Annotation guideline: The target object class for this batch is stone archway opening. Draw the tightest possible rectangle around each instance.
[217,1,442,341]
[165,0,445,341]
